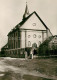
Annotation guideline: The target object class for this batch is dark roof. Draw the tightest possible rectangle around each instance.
[8,11,49,35]
[1,43,8,50]
[53,35,57,37]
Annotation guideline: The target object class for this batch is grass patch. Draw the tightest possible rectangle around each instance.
[23,75,53,80]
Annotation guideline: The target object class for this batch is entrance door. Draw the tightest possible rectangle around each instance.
[33,49,37,55]
[32,43,37,48]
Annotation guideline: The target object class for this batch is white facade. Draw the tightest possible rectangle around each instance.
[20,12,52,49]
[21,30,47,48]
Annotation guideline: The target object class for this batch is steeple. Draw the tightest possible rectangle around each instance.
[23,2,29,20]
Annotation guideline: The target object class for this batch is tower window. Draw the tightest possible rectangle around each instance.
[28,41,31,47]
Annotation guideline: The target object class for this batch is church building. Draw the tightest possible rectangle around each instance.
[5,3,52,57]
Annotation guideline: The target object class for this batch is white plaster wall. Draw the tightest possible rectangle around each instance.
[26,31,42,47]
[44,32,47,41]
[48,30,52,37]
[20,13,50,48]
[20,13,46,30]
[20,30,48,48]
[21,31,25,48]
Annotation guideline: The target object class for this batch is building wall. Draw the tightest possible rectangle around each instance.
[8,33,15,49]
[8,13,52,50]
[18,30,21,48]
[21,31,25,48]
[21,30,47,48]
[49,36,57,50]
[8,29,21,49]
[47,29,52,38]
[7,12,52,56]
[44,31,47,41]
[8,34,12,49]
[26,31,42,47]
[15,31,18,48]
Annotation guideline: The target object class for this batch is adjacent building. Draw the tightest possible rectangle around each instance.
[49,35,57,50]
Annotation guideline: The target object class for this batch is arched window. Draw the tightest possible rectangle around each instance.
[32,43,37,48]
[28,41,31,47]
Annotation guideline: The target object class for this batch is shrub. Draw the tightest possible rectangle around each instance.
[38,37,53,56]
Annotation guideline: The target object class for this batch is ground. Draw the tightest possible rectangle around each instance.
[0,57,57,80]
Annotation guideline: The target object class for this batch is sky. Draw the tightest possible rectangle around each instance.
[0,0,57,50]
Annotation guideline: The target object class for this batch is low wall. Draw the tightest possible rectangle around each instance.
[4,47,32,58]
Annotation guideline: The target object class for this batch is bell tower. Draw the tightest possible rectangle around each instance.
[23,2,29,20]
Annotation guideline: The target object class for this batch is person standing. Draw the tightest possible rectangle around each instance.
[24,51,27,59]
[30,49,33,59]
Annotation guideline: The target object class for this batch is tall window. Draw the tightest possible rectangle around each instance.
[28,41,31,47]
[16,42,17,48]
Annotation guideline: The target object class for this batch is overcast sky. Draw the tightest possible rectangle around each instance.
[0,0,57,50]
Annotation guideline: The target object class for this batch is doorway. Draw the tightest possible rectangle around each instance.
[33,49,37,55]
[32,43,37,55]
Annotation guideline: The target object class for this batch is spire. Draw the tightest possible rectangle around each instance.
[23,2,29,20]
[25,2,29,15]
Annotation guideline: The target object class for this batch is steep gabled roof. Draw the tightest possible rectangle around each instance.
[19,11,48,29]
[8,11,49,35]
